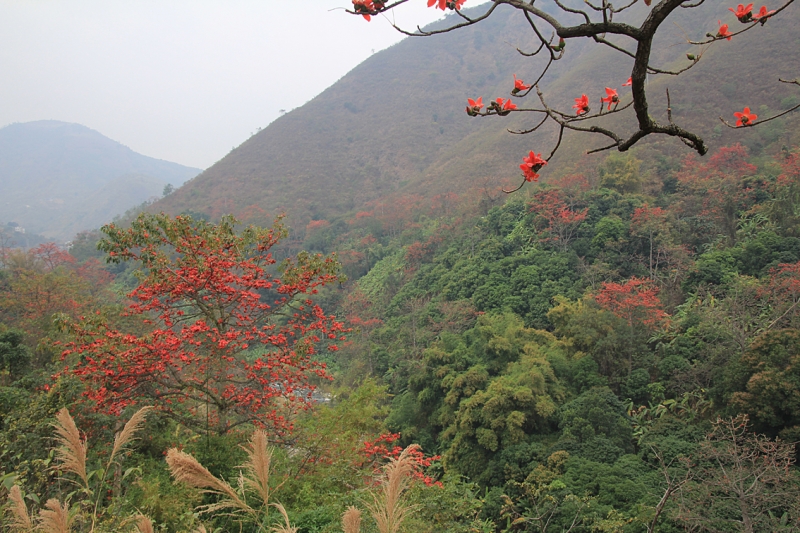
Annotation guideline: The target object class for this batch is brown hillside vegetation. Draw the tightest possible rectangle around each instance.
[155,1,800,227]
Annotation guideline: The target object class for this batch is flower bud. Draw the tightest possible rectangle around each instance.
[686,53,696,60]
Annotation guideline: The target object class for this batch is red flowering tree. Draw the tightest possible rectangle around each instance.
[530,189,588,252]
[595,277,668,328]
[346,0,798,190]
[58,213,346,435]
[677,144,760,244]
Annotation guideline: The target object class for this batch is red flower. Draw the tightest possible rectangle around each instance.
[352,0,374,20]
[465,97,484,116]
[717,21,733,40]
[520,151,547,182]
[734,106,757,126]
[428,0,466,10]
[753,5,776,19]
[600,87,619,110]
[729,3,754,21]
[623,77,632,87]
[497,97,517,111]
[573,94,590,115]
[512,74,531,94]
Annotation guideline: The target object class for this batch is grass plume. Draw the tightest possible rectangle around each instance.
[110,406,153,463]
[366,444,419,533]
[241,429,273,508]
[52,408,88,488]
[36,499,72,533]
[270,503,297,533]
[166,448,252,514]
[342,506,362,533]
[6,485,33,532]
[134,515,154,533]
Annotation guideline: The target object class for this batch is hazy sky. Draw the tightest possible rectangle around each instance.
[0,1,446,169]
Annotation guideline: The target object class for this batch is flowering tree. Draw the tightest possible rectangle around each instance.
[595,276,668,327]
[58,213,346,435]
[348,0,798,191]
[529,188,589,251]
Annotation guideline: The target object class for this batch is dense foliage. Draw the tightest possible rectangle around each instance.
[4,141,800,532]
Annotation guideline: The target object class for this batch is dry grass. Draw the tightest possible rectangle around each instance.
[241,429,273,508]
[134,514,154,533]
[342,506,362,533]
[36,499,72,533]
[6,485,33,532]
[270,503,297,533]
[52,408,88,488]
[366,445,419,533]
[110,406,153,463]
[165,448,252,514]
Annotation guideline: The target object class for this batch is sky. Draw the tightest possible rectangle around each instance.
[0,1,447,169]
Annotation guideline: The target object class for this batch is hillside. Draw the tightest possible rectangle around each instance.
[156,2,800,228]
[0,120,201,241]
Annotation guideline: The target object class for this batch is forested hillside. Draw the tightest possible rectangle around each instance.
[155,1,800,234]
[2,1,800,532]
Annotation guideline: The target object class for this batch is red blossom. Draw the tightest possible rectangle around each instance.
[729,3,754,21]
[491,97,517,115]
[753,5,776,19]
[600,87,619,110]
[465,96,484,116]
[734,106,757,126]
[520,151,547,182]
[428,0,466,10]
[512,74,531,94]
[623,77,632,87]
[717,20,733,40]
[573,94,590,115]
[595,277,669,327]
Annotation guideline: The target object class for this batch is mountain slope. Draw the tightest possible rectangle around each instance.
[0,120,201,240]
[156,2,800,227]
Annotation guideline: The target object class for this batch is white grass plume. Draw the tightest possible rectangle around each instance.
[6,485,33,532]
[166,448,252,514]
[241,429,273,508]
[110,406,153,464]
[52,408,87,488]
[36,499,72,533]
[366,445,419,533]
[134,514,154,533]
[270,503,297,533]
[342,506,362,533]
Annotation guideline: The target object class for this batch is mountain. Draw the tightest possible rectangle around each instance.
[156,2,800,228]
[0,121,202,241]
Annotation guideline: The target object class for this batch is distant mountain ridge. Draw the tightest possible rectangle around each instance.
[0,120,201,241]
[157,3,800,228]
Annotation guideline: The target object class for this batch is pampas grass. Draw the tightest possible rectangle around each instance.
[110,406,153,463]
[270,503,298,533]
[342,506,362,533]
[241,430,273,509]
[366,445,419,533]
[134,515,154,533]
[7,485,33,532]
[165,448,252,514]
[36,499,72,533]
[52,408,88,488]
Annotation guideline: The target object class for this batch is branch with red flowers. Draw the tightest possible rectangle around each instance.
[346,0,795,190]
[718,78,800,129]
